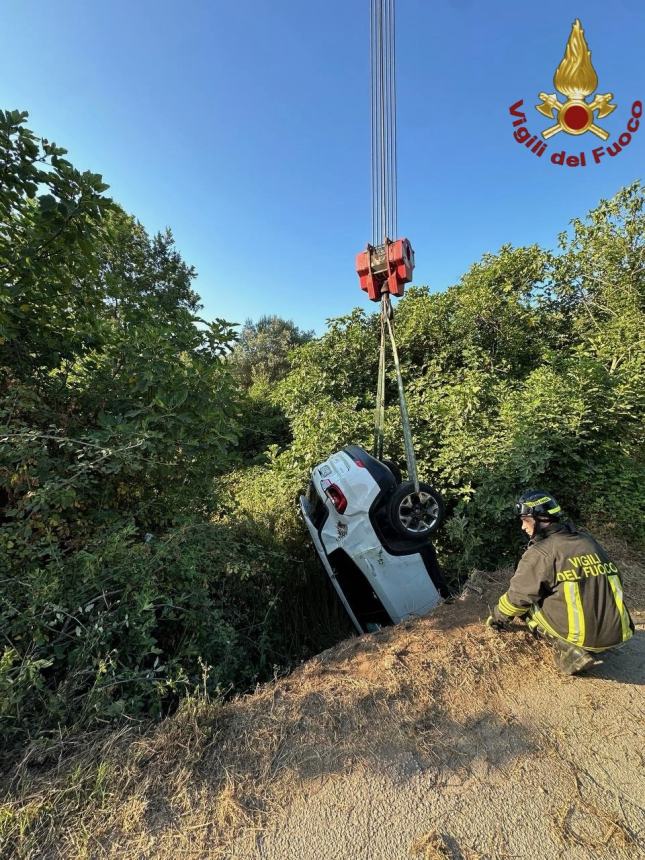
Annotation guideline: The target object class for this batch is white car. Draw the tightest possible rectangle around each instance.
[299,445,448,634]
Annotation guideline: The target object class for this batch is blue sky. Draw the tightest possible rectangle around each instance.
[1,0,643,334]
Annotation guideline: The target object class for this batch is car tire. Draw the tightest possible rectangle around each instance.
[381,459,403,485]
[387,481,444,538]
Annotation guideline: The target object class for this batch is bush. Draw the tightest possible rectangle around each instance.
[1,109,642,751]
[232,183,645,574]
[0,111,347,751]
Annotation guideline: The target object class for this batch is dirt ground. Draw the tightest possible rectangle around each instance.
[3,542,644,860]
[230,622,645,860]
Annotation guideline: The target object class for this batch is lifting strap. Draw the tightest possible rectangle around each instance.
[373,293,419,493]
[374,301,386,462]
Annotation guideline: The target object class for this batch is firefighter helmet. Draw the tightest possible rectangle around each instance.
[515,489,562,520]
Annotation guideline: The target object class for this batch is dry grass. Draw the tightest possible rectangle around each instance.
[1,542,642,860]
[551,763,640,853]
[409,830,453,859]
[556,798,637,852]
[409,830,483,860]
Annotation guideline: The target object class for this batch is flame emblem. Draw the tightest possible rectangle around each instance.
[536,19,616,140]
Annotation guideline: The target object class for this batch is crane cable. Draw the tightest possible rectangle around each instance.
[370,0,397,245]
[370,0,419,493]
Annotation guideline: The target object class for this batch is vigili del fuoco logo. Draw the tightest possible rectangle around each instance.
[509,19,641,167]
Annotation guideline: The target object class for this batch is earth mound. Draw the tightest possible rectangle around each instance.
[2,539,644,859]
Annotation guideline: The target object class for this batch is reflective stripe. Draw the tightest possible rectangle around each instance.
[498,593,525,617]
[573,582,587,645]
[531,607,561,640]
[526,614,538,631]
[574,583,586,646]
[529,606,616,652]
[498,595,512,616]
[564,582,585,646]
[608,575,632,642]
[564,583,577,642]
[524,496,551,507]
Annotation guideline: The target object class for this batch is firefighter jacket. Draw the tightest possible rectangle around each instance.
[494,523,634,651]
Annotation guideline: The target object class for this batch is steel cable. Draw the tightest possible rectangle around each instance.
[377,0,388,242]
[384,0,394,239]
[370,0,377,246]
[390,0,398,237]
[370,0,398,245]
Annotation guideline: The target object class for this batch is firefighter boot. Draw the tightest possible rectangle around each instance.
[551,639,595,675]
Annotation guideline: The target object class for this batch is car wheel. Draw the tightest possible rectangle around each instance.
[381,459,403,485]
[387,482,444,538]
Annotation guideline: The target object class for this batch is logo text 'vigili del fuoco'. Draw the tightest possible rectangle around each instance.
[509,19,641,167]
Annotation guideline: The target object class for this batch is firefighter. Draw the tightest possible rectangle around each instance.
[486,489,634,674]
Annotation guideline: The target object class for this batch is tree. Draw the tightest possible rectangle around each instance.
[231,184,645,571]
[0,112,253,745]
[229,315,314,388]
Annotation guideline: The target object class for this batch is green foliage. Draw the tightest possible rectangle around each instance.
[232,182,645,575]
[229,315,315,463]
[0,521,330,743]
[234,378,292,462]
[1,109,642,753]
[229,315,314,388]
[0,112,345,752]
[276,309,380,416]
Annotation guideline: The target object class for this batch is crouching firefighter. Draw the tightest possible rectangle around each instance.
[487,490,635,674]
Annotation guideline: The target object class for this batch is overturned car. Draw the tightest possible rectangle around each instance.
[300,445,449,633]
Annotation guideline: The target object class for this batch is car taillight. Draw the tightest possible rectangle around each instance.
[353,457,365,468]
[325,483,348,514]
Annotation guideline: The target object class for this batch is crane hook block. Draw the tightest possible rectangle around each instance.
[356,238,415,302]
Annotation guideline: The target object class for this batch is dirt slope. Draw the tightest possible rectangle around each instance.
[3,544,644,859]
[232,618,645,860]
[225,562,645,860]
